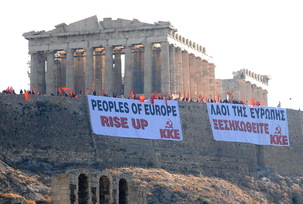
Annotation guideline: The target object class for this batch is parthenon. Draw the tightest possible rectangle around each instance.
[23,16,215,98]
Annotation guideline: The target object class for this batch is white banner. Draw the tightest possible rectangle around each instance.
[206,103,289,146]
[87,95,182,141]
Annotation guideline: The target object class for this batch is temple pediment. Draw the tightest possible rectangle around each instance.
[23,16,174,38]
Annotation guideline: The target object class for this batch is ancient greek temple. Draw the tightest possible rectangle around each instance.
[23,16,215,98]
[220,69,271,105]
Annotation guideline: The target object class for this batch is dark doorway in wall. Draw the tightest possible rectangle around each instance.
[99,175,110,204]
[78,174,89,204]
[119,178,128,204]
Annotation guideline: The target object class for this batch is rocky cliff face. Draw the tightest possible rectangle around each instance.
[0,159,50,203]
[1,159,303,204]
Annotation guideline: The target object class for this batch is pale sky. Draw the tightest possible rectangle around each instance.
[1,0,302,109]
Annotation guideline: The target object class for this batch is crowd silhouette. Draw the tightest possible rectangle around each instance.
[2,86,265,106]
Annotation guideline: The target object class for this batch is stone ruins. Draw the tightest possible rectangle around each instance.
[51,169,146,204]
[219,69,271,104]
[23,16,215,99]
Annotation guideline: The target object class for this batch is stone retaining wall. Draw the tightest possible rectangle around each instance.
[1,93,302,183]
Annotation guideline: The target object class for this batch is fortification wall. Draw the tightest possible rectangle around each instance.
[262,109,303,174]
[0,93,302,182]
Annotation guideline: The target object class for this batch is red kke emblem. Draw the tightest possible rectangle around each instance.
[165,119,173,129]
[275,125,282,135]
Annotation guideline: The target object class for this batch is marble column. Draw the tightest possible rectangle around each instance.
[175,48,183,95]
[85,47,94,93]
[133,46,144,94]
[37,52,46,93]
[66,49,75,91]
[196,58,203,97]
[94,49,103,94]
[208,63,216,100]
[46,51,55,95]
[169,45,176,95]
[263,90,268,106]
[144,43,152,96]
[182,51,190,98]
[124,45,133,98]
[257,87,263,103]
[104,46,113,95]
[189,54,196,99]
[237,80,246,101]
[113,50,122,95]
[252,84,258,101]
[161,42,170,96]
[30,52,38,91]
[245,82,252,103]
[202,60,209,98]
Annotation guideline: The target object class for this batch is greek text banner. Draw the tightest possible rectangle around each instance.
[206,103,289,146]
[87,95,182,141]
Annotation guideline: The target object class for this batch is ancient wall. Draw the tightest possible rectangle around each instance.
[51,169,146,204]
[0,93,303,183]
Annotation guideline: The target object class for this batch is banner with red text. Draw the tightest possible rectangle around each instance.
[206,103,289,146]
[87,95,182,141]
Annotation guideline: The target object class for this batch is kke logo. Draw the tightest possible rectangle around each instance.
[165,119,173,128]
[275,125,282,134]
[159,119,181,140]
[270,124,288,145]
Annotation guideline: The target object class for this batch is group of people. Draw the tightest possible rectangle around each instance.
[2,86,263,106]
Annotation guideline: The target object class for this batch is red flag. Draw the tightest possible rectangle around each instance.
[100,91,107,96]
[250,98,255,106]
[139,95,145,102]
[153,91,158,99]
[198,94,202,102]
[130,90,135,99]
[165,96,169,106]
[24,91,29,100]
[57,88,63,96]
[150,95,155,104]
[87,87,93,90]
[153,91,161,99]
[59,87,70,91]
